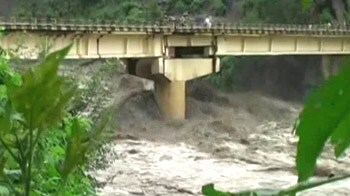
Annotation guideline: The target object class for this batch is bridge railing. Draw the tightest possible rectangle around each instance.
[1,17,350,35]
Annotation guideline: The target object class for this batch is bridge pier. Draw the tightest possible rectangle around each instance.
[154,77,186,119]
[150,58,220,120]
[126,57,220,120]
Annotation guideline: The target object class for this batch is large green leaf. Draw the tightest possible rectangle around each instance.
[295,59,350,182]
[7,45,75,131]
[202,175,350,196]
[330,111,350,157]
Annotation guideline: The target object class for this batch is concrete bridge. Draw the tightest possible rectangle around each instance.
[1,18,350,120]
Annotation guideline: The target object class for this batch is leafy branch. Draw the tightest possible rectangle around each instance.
[0,45,113,195]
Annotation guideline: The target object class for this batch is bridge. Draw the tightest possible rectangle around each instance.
[1,18,350,120]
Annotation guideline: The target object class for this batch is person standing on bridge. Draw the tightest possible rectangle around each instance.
[204,15,212,28]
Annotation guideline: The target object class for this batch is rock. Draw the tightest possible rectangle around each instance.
[127,149,139,154]
[128,190,145,195]
[159,155,172,161]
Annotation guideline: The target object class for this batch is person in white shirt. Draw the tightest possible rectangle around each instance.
[204,16,212,28]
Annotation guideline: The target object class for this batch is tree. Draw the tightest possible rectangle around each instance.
[145,0,163,22]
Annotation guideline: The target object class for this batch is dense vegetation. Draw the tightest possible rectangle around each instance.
[0,45,113,195]
[11,0,350,23]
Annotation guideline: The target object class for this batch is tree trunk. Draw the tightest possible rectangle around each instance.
[332,0,347,24]
[226,0,243,23]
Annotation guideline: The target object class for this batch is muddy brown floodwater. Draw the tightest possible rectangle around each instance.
[88,75,350,196]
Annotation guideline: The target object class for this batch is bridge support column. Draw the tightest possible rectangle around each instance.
[154,77,186,120]
[151,57,220,120]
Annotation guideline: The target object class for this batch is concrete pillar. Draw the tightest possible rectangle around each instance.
[154,77,186,120]
[151,57,220,120]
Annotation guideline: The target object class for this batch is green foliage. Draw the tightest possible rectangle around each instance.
[173,1,187,13]
[9,0,345,25]
[295,59,350,182]
[319,8,334,23]
[189,0,205,13]
[12,0,233,22]
[300,0,314,10]
[0,45,76,195]
[165,0,204,14]
[8,46,75,132]
[208,57,262,92]
[207,58,234,91]
[33,116,95,195]
[211,0,227,16]
[208,57,239,91]
[300,0,349,22]
[241,0,310,24]
[145,0,163,21]
[0,46,113,195]
[0,57,21,87]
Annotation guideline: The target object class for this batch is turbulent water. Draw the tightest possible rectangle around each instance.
[91,139,350,196]
[83,72,350,196]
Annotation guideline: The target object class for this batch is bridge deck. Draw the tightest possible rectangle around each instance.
[2,18,350,59]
